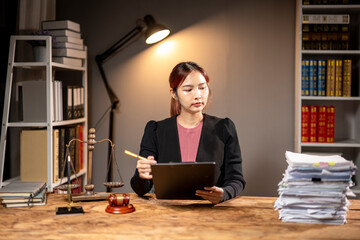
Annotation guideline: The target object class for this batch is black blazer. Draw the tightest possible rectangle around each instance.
[130,114,246,202]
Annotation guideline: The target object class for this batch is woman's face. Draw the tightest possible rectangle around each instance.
[173,70,209,115]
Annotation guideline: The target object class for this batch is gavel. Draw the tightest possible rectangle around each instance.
[108,193,130,207]
[105,193,135,214]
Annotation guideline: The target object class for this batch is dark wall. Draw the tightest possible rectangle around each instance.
[0,0,18,180]
[54,0,295,196]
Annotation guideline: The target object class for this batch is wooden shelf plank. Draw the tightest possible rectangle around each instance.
[301,96,360,101]
[301,139,360,148]
[7,118,86,128]
[13,62,86,71]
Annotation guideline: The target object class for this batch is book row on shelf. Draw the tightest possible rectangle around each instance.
[55,81,85,121]
[301,105,335,143]
[20,80,84,122]
[53,124,85,182]
[303,15,349,24]
[302,24,349,51]
[301,59,352,97]
[41,20,85,67]
[20,124,85,184]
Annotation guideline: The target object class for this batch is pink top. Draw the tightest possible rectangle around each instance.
[177,119,203,162]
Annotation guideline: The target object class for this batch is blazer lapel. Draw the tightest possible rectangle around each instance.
[196,114,208,163]
[158,115,181,163]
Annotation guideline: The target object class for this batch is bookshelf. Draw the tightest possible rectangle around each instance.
[295,1,360,194]
[0,35,88,192]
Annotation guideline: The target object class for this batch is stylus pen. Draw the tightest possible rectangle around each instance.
[124,150,148,161]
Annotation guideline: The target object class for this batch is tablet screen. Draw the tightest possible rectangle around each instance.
[151,162,216,199]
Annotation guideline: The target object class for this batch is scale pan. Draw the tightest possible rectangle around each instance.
[104,182,124,188]
[55,183,80,191]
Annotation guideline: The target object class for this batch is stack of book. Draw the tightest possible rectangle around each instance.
[302,59,352,97]
[0,181,47,208]
[275,151,356,225]
[42,20,86,67]
[301,105,335,143]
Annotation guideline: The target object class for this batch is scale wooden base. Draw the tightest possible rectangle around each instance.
[72,192,109,202]
[71,184,109,202]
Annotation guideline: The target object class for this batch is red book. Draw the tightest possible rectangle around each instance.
[317,106,327,143]
[301,106,310,142]
[71,175,83,194]
[79,124,83,170]
[309,106,317,142]
[326,106,335,143]
[75,125,80,173]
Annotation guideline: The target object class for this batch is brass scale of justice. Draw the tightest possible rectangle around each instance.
[55,128,135,215]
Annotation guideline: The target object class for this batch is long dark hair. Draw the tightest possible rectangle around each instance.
[169,62,210,116]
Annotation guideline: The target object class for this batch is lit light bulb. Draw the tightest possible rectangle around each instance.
[146,29,170,44]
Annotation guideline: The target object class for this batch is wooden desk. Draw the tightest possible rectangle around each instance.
[0,193,359,240]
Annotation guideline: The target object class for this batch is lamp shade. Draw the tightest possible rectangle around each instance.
[144,15,170,44]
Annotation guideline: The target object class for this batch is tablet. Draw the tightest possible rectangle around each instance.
[151,162,216,200]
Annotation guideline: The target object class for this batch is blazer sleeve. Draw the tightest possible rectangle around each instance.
[130,120,158,196]
[221,118,246,202]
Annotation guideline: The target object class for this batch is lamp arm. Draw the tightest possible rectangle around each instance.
[96,26,143,63]
[95,25,143,108]
[95,60,119,108]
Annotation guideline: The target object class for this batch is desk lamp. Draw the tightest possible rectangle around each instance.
[95,15,170,189]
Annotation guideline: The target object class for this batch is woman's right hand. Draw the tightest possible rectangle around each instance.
[137,156,157,179]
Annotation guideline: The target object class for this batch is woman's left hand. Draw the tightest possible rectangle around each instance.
[195,186,223,204]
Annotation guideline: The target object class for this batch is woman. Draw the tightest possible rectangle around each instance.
[130,61,245,203]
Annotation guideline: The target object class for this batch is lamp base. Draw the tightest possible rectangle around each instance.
[105,204,135,214]
[71,184,109,202]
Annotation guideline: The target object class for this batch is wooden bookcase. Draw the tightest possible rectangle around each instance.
[295,1,360,194]
[0,35,88,191]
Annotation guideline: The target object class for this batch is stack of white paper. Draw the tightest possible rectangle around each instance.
[274,151,356,225]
